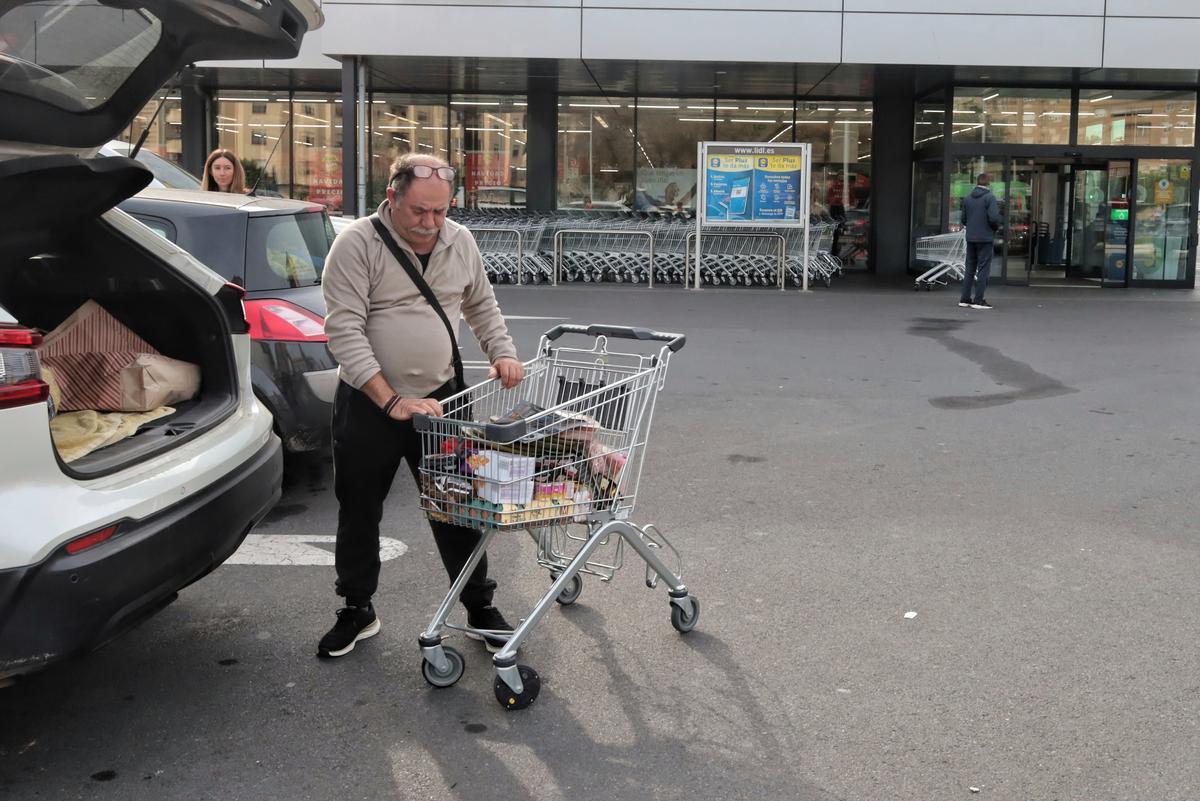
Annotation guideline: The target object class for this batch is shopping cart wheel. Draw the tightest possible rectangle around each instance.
[554,573,584,605]
[670,596,700,633]
[494,665,541,710]
[422,646,465,689]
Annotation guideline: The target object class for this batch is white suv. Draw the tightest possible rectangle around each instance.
[0,0,322,683]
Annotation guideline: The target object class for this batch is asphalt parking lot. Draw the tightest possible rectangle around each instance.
[3,282,1199,801]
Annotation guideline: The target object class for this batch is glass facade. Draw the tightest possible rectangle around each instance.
[290,94,344,212]
[914,99,946,148]
[557,98,634,210]
[368,94,448,208]
[214,91,293,198]
[635,98,711,212]
[451,96,528,208]
[123,96,184,164]
[1078,90,1196,148]
[952,88,1072,145]
[1133,159,1192,281]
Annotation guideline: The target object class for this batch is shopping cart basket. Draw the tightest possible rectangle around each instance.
[413,324,696,710]
[914,232,967,290]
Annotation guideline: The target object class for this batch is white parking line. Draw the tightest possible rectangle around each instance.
[226,535,407,566]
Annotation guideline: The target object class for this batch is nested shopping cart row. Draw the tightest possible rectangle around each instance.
[451,209,852,288]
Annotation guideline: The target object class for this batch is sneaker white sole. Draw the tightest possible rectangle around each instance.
[958,302,971,308]
[970,304,991,310]
[320,617,381,658]
[465,630,512,654]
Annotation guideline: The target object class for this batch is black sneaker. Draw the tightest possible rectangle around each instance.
[317,604,380,658]
[958,300,971,308]
[970,300,993,310]
[465,605,514,654]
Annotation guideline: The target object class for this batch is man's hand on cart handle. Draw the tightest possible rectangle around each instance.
[488,357,525,389]
[389,397,444,421]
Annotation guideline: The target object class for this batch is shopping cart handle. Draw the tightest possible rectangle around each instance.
[412,411,529,444]
[545,323,687,352]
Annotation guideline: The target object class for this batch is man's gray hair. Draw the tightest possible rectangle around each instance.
[388,152,451,200]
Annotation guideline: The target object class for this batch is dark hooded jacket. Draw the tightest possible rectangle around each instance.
[960,186,1001,243]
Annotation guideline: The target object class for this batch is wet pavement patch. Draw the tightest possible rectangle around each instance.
[217,658,239,666]
[907,317,1077,409]
[90,770,116,782]
[464,723,487,733]
[727,454,766,464]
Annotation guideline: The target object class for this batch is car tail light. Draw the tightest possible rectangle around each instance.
[243,299,327,343]
[0,325,49,410]
[64,524,119,555]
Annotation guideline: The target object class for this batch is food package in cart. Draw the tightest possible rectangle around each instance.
[467,450,536,507]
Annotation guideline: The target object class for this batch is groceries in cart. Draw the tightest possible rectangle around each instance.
[420,399,628,529]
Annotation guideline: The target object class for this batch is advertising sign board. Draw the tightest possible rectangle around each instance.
[695,142,813,290]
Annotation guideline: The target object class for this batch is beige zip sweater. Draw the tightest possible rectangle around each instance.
[322,201,517,397]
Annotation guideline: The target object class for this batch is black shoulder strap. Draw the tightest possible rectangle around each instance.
[370,214,464,389]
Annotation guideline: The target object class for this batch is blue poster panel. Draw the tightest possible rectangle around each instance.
[701,143,805,225]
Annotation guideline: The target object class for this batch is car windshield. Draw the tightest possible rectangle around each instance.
[0,1,162,111]
[245,211,334,291]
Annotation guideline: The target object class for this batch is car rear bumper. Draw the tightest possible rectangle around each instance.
[0,435,282,681]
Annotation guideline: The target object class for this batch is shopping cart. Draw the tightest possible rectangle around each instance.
[413,324,696,710]
[914,232,967,290]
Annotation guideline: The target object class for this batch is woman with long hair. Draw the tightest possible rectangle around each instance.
[201,148,247,194]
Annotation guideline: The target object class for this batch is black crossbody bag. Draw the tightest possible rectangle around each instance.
[369,214,471,418]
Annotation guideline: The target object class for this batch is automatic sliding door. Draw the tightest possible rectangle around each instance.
[1071,167,1108,281]
[1102,161,1132,287]
[1006,159,1035,285]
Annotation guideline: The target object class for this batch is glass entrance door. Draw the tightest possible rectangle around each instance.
[1068,161,1133,286]
[1070,166,1108,281]
[1006,158,1036,285]
[1102,161,1132,287]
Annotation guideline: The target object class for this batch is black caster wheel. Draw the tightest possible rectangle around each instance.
[554,573,583,606]
[494,665,541,710]
[422,646,465,688]
[670,596,700,633]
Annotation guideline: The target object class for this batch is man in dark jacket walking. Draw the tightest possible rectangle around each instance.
[959,173,1002,309]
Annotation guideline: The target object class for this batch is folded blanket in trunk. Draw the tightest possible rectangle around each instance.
[49,406,176,463]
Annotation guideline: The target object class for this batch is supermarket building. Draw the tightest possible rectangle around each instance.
[128,1,1200,287]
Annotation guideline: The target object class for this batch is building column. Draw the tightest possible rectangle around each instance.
[180,68,210,177]
[526,61,558,211]
[870,67,916,276]
[341,57,361,217]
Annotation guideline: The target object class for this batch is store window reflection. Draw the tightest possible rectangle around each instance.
[291,93,343,213]
[952,88,1071,145]
[215,91,292,198]
[914,98,946,148]
[557,98,634,211]
[795,102,873,268]
[1134,159,1192,281]
[123,96,184,164]
[635,98,711,212]
[716,101,794,147]
[368,95,448,209]
[451,96,527,209]
[1078,90,1196,148]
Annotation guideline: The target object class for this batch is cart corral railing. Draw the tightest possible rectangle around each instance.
[450,209,849,289]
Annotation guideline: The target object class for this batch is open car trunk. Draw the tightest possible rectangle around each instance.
[0,156,238,477]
